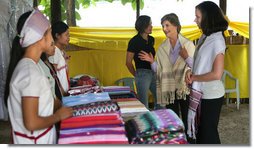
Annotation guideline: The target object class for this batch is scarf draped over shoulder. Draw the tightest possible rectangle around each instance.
[156,34,195,106]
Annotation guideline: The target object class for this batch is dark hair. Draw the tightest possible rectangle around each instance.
[161,13,181,33]
[40,52,47,61]
[135,15,151,34]
[4,11,32,106]
[51,21,69,41]
[196,1,228,36]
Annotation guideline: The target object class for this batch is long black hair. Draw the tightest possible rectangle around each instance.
[196,1,228,36]
[4,11,32,106]
[51,21,69,41]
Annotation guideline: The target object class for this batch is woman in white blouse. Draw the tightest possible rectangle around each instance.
[5,9,73,144]
[49,21,70,95]
[185,1,228,144]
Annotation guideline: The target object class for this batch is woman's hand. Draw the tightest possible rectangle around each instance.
[179,47,189,60]
[185,69,193,85]
[55,106,73,121]
[138,50,154,64]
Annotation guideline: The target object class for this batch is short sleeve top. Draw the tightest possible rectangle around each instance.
[8,58,56,144]
[127,34,155,69]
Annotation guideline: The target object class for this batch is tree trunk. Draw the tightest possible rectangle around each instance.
[33,0,38,8]
[66,0,76,26]
[136,0,140,19]
[219,0,227,15]
[51,0,62,24]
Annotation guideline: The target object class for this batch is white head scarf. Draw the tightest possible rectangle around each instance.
[19,9,50,48]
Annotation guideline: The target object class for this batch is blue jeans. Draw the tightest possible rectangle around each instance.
[135,69,157,109]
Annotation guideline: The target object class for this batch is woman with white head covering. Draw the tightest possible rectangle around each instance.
[5,9,73,144]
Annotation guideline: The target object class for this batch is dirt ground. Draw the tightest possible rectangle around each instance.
[0,102,250,145]
[218,102,250,145]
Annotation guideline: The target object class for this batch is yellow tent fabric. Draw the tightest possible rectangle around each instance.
[67,22,249,98]
[224,45,249,98]
[69,25,202,51]
[229,22,249,38]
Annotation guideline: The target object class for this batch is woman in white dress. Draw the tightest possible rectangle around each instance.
[5,9,73,144]
[49,21,70,95]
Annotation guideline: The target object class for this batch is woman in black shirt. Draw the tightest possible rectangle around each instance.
[126,15,157,109]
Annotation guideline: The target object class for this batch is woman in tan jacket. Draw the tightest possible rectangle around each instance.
[138,13,195,137]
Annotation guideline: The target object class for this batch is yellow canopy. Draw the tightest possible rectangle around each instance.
[67,21,249,98]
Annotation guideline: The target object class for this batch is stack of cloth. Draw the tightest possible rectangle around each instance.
[62,92,110,107]
[125,109,188,144]
[112,98,149,120]
[102,86,131,93]
[59,92,129,144]
[67,85,102,96]
[72,100,119,117]
[102,86,137,99]
[58,113,128,144]
[70,74,100,87]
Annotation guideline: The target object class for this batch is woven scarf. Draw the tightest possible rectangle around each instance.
[187,35,207,139]
[156,34,195,106]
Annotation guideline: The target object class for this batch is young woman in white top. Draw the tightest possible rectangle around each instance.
[5,9,73,144]
[185,1,228,144]
[48,21,70,95]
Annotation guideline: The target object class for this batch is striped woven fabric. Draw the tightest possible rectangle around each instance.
[114,98,149,119]
[72,101,120,116]
[189,88,203,112]
[62,92,111,107]
[58,113,129,144]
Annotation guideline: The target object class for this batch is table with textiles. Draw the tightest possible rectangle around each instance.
[57,85,188,144]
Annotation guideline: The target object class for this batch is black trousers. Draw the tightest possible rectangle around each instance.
[196,96,224,144]
[166,96,189,135]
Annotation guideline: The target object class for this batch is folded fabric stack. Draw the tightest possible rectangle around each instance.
[59,92,129,144]
[70,74,100,87]
[125,109,188,144]
[68,85,102,96]
[62,92,111,107]
[102,86,130,91]
[72,100,119,117]
[113,98,149,120]
[58,113,128,144]
[102,86,130,94]
[102,86,137,99]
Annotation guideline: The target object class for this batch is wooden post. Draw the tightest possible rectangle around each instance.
[219,0,227,15]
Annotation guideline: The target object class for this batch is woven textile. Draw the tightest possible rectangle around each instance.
[102,86,131,92]
[60,113,125,129]
[58,113,129,144]
[72,101,119,116]
[156,34,194,106]
[125,109,187,144]
[68,85,102,96]
[58,134,129,144]
[62,92,110,107]
[187,87,203,139]
[114,98,149,119]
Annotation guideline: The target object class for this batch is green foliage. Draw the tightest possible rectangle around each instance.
[39,0,145,22]
[121,0,144,10]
